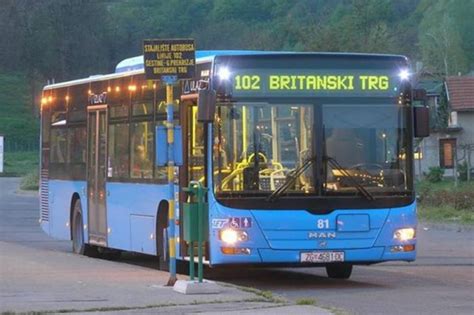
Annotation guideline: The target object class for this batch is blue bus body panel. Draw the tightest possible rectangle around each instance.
[41,179,416,265]
[106,182,172,254]
[41,180,174,256]
[207,192,417,265]
[41,180,87,241]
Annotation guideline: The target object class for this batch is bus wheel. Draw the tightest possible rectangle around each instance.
[326,263,353,279]
[157,216,169,271]
[72,199,97,257]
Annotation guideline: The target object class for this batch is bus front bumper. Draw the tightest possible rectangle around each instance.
[210,245,416,266]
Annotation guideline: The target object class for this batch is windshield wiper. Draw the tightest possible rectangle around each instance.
[267,156,316,202]
[324,156,375,201]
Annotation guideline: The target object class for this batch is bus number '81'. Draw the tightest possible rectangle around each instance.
[235,75,260,90]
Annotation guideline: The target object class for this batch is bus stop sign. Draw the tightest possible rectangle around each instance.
[143,39,196,81]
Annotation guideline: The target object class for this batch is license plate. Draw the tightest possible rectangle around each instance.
[300,251,345,263]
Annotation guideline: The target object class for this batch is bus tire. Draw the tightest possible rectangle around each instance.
[71,199,97,257]
[326,263,353,279]
[157,205,169,271]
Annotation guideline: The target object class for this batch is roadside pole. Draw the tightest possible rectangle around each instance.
[144,38,195,286]
[165,79,177,286]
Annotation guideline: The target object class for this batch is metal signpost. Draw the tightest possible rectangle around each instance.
[144,39,195,286]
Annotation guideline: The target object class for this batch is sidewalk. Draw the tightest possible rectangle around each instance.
[0,241,330,314]
[0,177,331,314]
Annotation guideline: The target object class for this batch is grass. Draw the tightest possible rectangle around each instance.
[418,204,474,224]
[20,170,39,190]
[416,179,474,224]
[295,298,316,305]
[1,151,39,177]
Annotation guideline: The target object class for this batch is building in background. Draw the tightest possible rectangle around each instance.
[415,76,474,180]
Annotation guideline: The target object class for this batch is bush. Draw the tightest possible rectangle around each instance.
[20,170,39,190]
[426,166,444,183]
[458,162,468,181]
[420,190,474,210]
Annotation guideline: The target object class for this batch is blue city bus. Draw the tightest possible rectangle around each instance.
[40,50,428,279]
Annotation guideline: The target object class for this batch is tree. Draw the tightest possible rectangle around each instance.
[418,0,472,75]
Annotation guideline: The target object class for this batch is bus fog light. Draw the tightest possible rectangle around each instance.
[221,247,251,255]
[393,228,415,241]
[391,245,403,252]
[238,231,248,242]
[391,244,415,252]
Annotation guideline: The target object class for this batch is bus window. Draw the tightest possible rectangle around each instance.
[68,85,87,122]
[131,121,153,179]
[323,104,409,193]
[108,123,130,179]
[51,88,67,126]
[50,88,68,176]
[132,101,153,116]
[68,126,86,179]
[213,103,314,193]
[188,106,204,182]
[50,128,67,163]
[110,104,129,118]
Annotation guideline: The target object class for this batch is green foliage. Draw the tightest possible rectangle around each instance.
[417,0,473,75]
[0,0,473,148]
[0,73,39,145]
[296,298,316,305]
[1,0,473,82]
[426,166,444,182]
[20,170,39,191]
[417,180,474,223]
[1,151,39,177]
[458,161,468,181]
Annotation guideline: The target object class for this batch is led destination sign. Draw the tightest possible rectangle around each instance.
[220,69,401,98]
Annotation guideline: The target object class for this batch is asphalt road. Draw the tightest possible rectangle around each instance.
[1,177,473,314]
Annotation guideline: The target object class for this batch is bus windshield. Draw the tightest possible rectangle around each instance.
[213,103,315,195]
[213,102,411,198]
[323,103,410,196]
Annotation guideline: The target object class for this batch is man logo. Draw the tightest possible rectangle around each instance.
[308,232,336,239]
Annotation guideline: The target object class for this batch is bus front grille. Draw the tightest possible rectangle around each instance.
[40,169,49,222]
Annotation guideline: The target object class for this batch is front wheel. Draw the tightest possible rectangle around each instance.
[326,263,353,279]
[72,199,97,257]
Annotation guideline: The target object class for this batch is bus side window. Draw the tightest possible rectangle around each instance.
[108,123,130,179]
[50,128,67,163]
[68,126,86,179]
[130,121,153,179]
[49,88,68,178]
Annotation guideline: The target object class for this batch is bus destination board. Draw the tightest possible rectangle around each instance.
[224,69,400,98]
[143,39,196,80]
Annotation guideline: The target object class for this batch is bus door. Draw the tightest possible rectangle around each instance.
[87,105,108,247]
[179,102,206,257]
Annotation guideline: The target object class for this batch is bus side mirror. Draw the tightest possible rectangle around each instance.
[414,106,430,138]
[197,89,216,123]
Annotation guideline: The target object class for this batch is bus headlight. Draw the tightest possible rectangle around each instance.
[398,69,410,81]
[393,228,415,241]
[219,229,248,244]
[217,67,231,81]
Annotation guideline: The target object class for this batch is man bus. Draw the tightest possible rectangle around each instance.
[40,50,428,279]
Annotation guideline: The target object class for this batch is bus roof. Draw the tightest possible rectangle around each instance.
[44,50,407,90]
